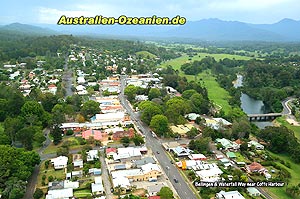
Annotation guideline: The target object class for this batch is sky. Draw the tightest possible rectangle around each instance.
[1,0,299,25]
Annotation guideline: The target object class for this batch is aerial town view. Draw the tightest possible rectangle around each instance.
[1,1,300,199]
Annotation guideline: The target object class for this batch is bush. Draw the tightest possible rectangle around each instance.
[66,130,74,136]
[33,188,44,199]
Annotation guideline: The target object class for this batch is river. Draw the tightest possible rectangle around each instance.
[234,75,273,128]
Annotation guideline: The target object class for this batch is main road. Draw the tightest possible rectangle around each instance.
[119,75,199,199]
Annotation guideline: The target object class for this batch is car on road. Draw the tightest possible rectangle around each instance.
[156,151,160,154]
[174,178,178,183]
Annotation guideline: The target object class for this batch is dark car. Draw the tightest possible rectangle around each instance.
[156,151,160,154]
[174,178,178,183]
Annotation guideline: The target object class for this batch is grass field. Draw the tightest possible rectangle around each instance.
[265,151,300,199]
[43,137,85,154]
[73,189,92,198]
[136,51,157,58]
[160,53,236,114]
[275,116,300,140]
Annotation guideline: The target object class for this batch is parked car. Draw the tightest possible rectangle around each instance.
[174,178,178,183]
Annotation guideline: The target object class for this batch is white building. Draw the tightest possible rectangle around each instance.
[46,188,73,199]
[196,167,223,182]
[216,190,245,199]
[51,156,68,170]
[87,150,99,162]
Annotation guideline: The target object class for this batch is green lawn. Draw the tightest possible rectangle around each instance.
[37,160,66,187]
[159,52,251,114]
[43,137,85,154]
[73,189,92,198]
[136,51,157,58]
[234,152,249,163]
[275,116,300,140]
[265,151,300,199]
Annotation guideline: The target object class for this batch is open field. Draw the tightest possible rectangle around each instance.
[160,54,233,114]
[275,116,300,140]
[265,151,300,199]
[43,137,85,154]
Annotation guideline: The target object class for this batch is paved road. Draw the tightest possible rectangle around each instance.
[100,151,113,199]
[119,75,198,199]
[62,55,73,98]
[23,128,51,199]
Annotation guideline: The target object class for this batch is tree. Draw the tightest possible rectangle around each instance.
[148,88,161,100]
[51,125,62,145]
[158,186,173,199]
[16,126,37,150]
[51,104,66,125]
[33,188,44,199]
[150,115,169,137]
[121,137,130,147]
[188,137,211,154]
[124,85,138,102]
[132,134,145,146]
[21,101,46,126]
[186,127,199,139]
[182,89,197,99]
[231,118,251,139]
[141,104,163,125]
[80,100,100,119]
[40,92,58,112]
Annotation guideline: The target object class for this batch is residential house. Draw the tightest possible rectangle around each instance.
[81,129,103,141]
[196,167,223,182]
[46,188,73,199]
[248,140,264,150]
[162,142,180,151]
[113,128,135,141]
[171,146,191,157]
[133,157,156,168]
[73,154,83,168]
[226,152,237,159]
[247,162,267,173]
[148,196,161,199]
[87,150,99,162]
[51,156,68,170]
[215,138,240,151]
[92,176,104,195]
[247,187,261,197]
[106,148,117,158]
[205,118,232,130]
[188,154,207,161]
[216,190,245,199]
[89,168,102,175]
[112,175,131,190]
[147,184,165,196]
[113,147,142,162]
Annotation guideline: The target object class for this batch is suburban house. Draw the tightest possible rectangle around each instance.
[111,175,131,190]
[89,168,102,175]
[81,129,103,141]
[247,187,261,197]
[215,138,240,151]
[226,152,237,159]
[110,163,161,182]
[45,188,73,199]
[171,146,191,157]
[188,154,207,161]
[162,142,180,151]
[248,140,265,150]
[147,183,165,196]
[112,128,135,140]
[205,117,232,130]
[216,190,245,199]
[91,176,104,195]
[247,162,267,173]
[51,156,68,170]
[106,148,117,158]
[113,147,142,162]
[87,150,99,162]
[133,157,156,168]
[73,154,83,168]
[195,167,223,182]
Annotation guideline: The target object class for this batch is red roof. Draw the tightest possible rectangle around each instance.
[48,84,57,88]
[81,129,103,141]
[148,196,160,199]
[247,162,266,172]
[106,148,117,154]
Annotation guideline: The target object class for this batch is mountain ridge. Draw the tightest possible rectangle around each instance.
[1,18,300,42]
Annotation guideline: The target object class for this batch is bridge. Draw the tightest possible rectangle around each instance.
[248,113,283,121]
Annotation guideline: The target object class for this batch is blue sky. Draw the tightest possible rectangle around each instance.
[1,0,299,24]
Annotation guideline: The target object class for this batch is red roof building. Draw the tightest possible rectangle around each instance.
[81,129,103,141]
[113,128,134,140]
[148,196,160,199]
[247,162,267,173]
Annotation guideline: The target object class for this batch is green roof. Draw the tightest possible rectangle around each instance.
[226,152,237,158]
